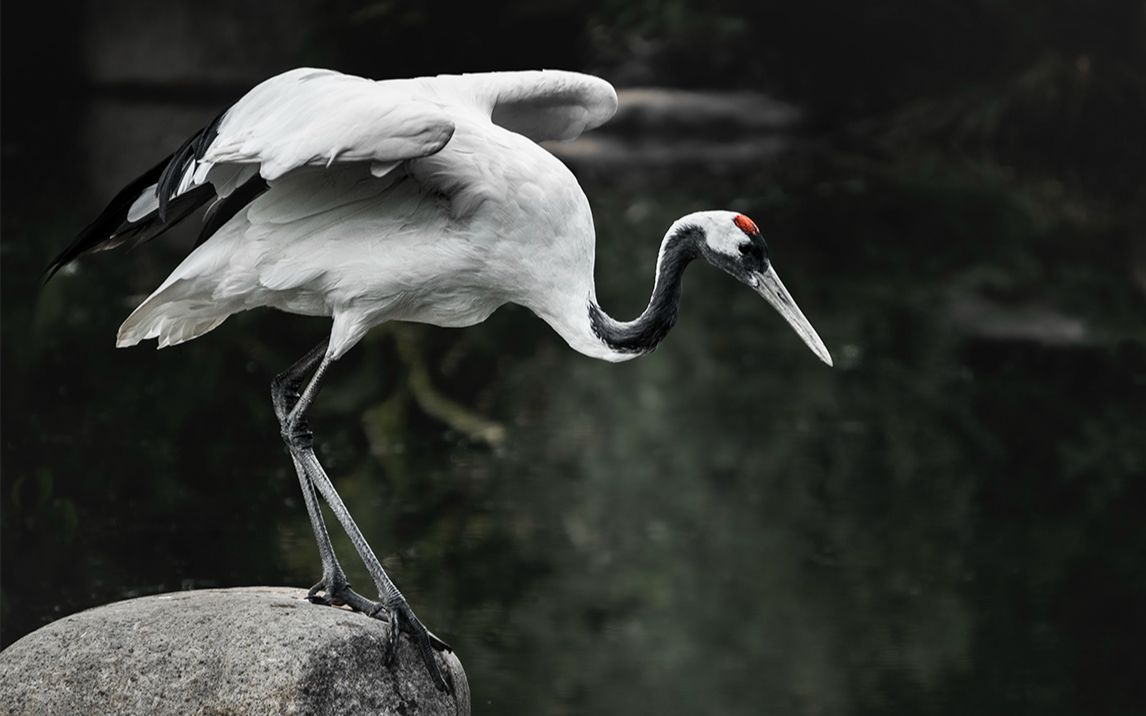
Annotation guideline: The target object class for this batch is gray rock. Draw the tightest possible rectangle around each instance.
[0,587,469,715]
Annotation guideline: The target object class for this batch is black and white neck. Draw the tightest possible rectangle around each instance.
[584,221,704,361]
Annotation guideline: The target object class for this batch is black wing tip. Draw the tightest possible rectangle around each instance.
[195,174,267,248]
[41,260,65,284]
[46,104,240,284]
[42,247,72,282]
[42,250,72,284]
[42,237,93,282]
[43,216,124,284]
[43,152,174,282]
[45,108,230,283]
[156,109,225,223]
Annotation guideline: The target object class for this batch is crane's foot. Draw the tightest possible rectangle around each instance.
[306,576,349,606]
[305,580,452,691]
[370,597,452,692]
[305,578,376,613]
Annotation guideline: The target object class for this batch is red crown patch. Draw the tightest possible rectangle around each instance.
[733,214,759,236]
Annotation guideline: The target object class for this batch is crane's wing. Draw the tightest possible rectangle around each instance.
[46,68,455,278]
[200,69,455,182]
[418,70,618,142]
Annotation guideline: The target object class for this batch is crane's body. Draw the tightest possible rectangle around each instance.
[49,67,832,691]
[119,98,597,360]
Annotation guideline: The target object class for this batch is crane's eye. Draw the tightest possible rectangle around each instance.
[738,243,753,256]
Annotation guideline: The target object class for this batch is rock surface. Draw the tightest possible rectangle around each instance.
[0,587,468,715]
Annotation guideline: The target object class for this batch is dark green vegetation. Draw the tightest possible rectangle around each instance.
[3,1,1144,713]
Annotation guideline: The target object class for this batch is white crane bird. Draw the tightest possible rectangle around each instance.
[49,67,833,689]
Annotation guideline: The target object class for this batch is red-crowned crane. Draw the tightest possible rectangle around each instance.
[48,68,833,689]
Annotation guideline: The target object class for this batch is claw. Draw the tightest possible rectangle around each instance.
[307,578,351,607]
[392,600,448,692]
[304,582,450,691]
[306,580,328,605]
[426,629,452,653]
[378,603,400,666]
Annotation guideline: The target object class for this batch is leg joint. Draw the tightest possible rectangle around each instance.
[271,374,304,423]
[282,415,314,450]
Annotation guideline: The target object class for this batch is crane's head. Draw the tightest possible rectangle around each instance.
[679,210,832,366]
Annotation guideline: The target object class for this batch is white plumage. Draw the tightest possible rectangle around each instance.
[115,67,626,361]
[54,67,831,687]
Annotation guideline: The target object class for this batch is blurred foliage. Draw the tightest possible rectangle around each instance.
[3,0,1145,714]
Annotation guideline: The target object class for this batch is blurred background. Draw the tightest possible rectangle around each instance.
[3,1,1145,713]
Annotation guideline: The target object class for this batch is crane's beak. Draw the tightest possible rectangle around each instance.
[748,265,833,366]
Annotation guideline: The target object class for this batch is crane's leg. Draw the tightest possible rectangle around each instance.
[272,341,349,602]
[274,341,450,691]
[276,354,408,615]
